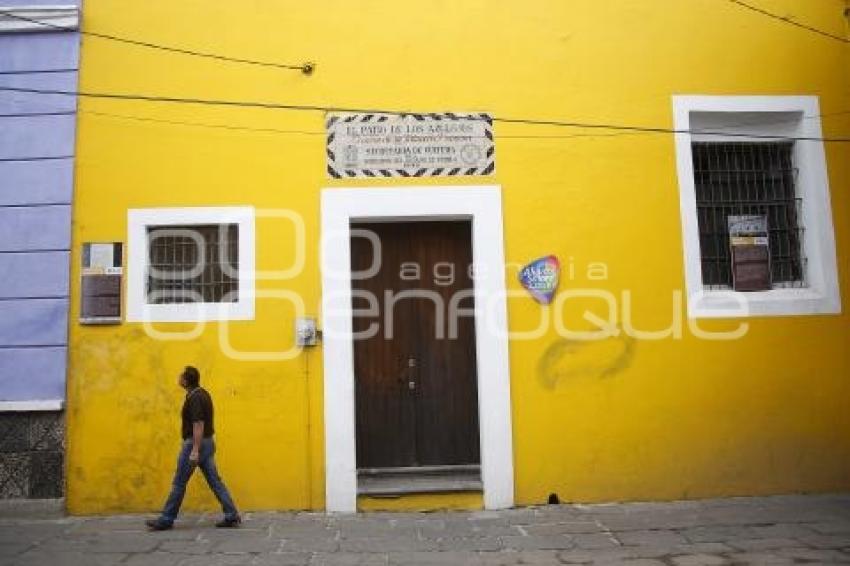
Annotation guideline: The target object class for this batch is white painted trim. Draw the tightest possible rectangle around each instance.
[672,95,842,318]
[126,207,256,322]
[0,400,64,412]
[0,5,79,33]
[320,186,514,513]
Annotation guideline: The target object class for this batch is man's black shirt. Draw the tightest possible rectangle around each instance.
[181,387,215,439]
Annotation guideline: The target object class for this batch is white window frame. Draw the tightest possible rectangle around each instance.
[320,186,514,513]
[673,95,841,318]
[126,207,255,322]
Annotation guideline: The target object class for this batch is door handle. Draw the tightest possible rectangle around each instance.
[403,355,417,392]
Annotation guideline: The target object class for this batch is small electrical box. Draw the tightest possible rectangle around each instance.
[295,317,318,347]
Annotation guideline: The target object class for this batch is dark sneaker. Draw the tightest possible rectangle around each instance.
[145,519,173,531]
[215,515,242,528]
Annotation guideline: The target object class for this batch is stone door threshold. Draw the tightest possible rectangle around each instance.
[357,465,483,497]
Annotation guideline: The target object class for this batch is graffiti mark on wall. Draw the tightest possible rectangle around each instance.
[537,334,635,389]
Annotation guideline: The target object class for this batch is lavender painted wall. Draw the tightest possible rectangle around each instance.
[0,1,80,402]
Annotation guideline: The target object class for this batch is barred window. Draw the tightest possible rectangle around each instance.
[692,142,805,290]
[146,224,239,304]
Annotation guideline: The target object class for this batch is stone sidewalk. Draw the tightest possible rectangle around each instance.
[2,494,850,565]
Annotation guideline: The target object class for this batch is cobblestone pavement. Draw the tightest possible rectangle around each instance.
[3,494,850,565]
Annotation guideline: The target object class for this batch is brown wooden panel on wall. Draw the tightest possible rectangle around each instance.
[80,274,122,320]
[350,221,480,470]
[731,244,771,292]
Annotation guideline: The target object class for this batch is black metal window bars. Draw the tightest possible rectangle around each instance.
[692,142,806,290]
[146,224,239,304]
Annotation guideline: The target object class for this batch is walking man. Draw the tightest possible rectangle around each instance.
[146,366,241,530]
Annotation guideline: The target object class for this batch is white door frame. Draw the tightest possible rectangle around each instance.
[320,185,515,513]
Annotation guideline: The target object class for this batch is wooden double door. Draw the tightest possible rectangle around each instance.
[351,221,480,469]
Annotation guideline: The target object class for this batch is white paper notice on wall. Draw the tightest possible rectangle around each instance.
[326,112,494,178]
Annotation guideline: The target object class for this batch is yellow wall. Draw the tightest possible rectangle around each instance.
[67,0,850,514]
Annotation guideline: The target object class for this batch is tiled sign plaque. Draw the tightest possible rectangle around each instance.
[326,112,494,178]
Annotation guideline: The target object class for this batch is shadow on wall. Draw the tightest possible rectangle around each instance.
[537,334,635,389]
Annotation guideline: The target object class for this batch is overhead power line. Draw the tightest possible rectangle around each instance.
[0,10,314,74]
[725,0,849,44]
[1,84,849,143]
[81,109,324,137]
[80,108,631,139]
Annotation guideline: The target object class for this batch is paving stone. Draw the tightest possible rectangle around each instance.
[499,534,574,551]
[557,548,635,563]
[616,529,688,546]
[559,546,684,563]
[12,550,128,566]
[593,560,666,566]
[721,552,795,565]
[670,554,729,566]
[604,560,667,566]
[476,550,561,565]
[678,526,746,543]
[435,536,501,551]
[2,495,850,566]
[340,537,439,553]
[81,534,162,554]
[745,523,817,539]
[671,542,734,554]
[28,537,93,553]
[251,552,313,565]
[0,542,33,558]
[176,555,254,566]
[339,523,418,540]
[310,552,389,566]
[797,533,850,548]
[157,538,215,554]
[808,521,850,535]
[0,523,70,543]
[522,522,602,536]
[505,510,545,526]
[280,536,339,553]
[468,525,522,537]
[726,537,801,551]
[387,550,484,565]
[571,532,621,549]
[212,535,282,553]
[469,511,505,522]
[512,550,565,564]
[123,551,187,566]
[470,553,514,566]
[773,546,850,562]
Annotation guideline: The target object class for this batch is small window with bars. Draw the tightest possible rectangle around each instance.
[692,142,806,290]
[146,224,239,304]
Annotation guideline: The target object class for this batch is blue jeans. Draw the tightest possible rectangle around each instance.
[159,437,238,525]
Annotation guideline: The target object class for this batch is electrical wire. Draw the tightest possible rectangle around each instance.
[81,109,324,136]
[80,108,629,139]
[76,104,850,141]
[725,0,849,44]
[2,84,849,143]
[0,10,313,73]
